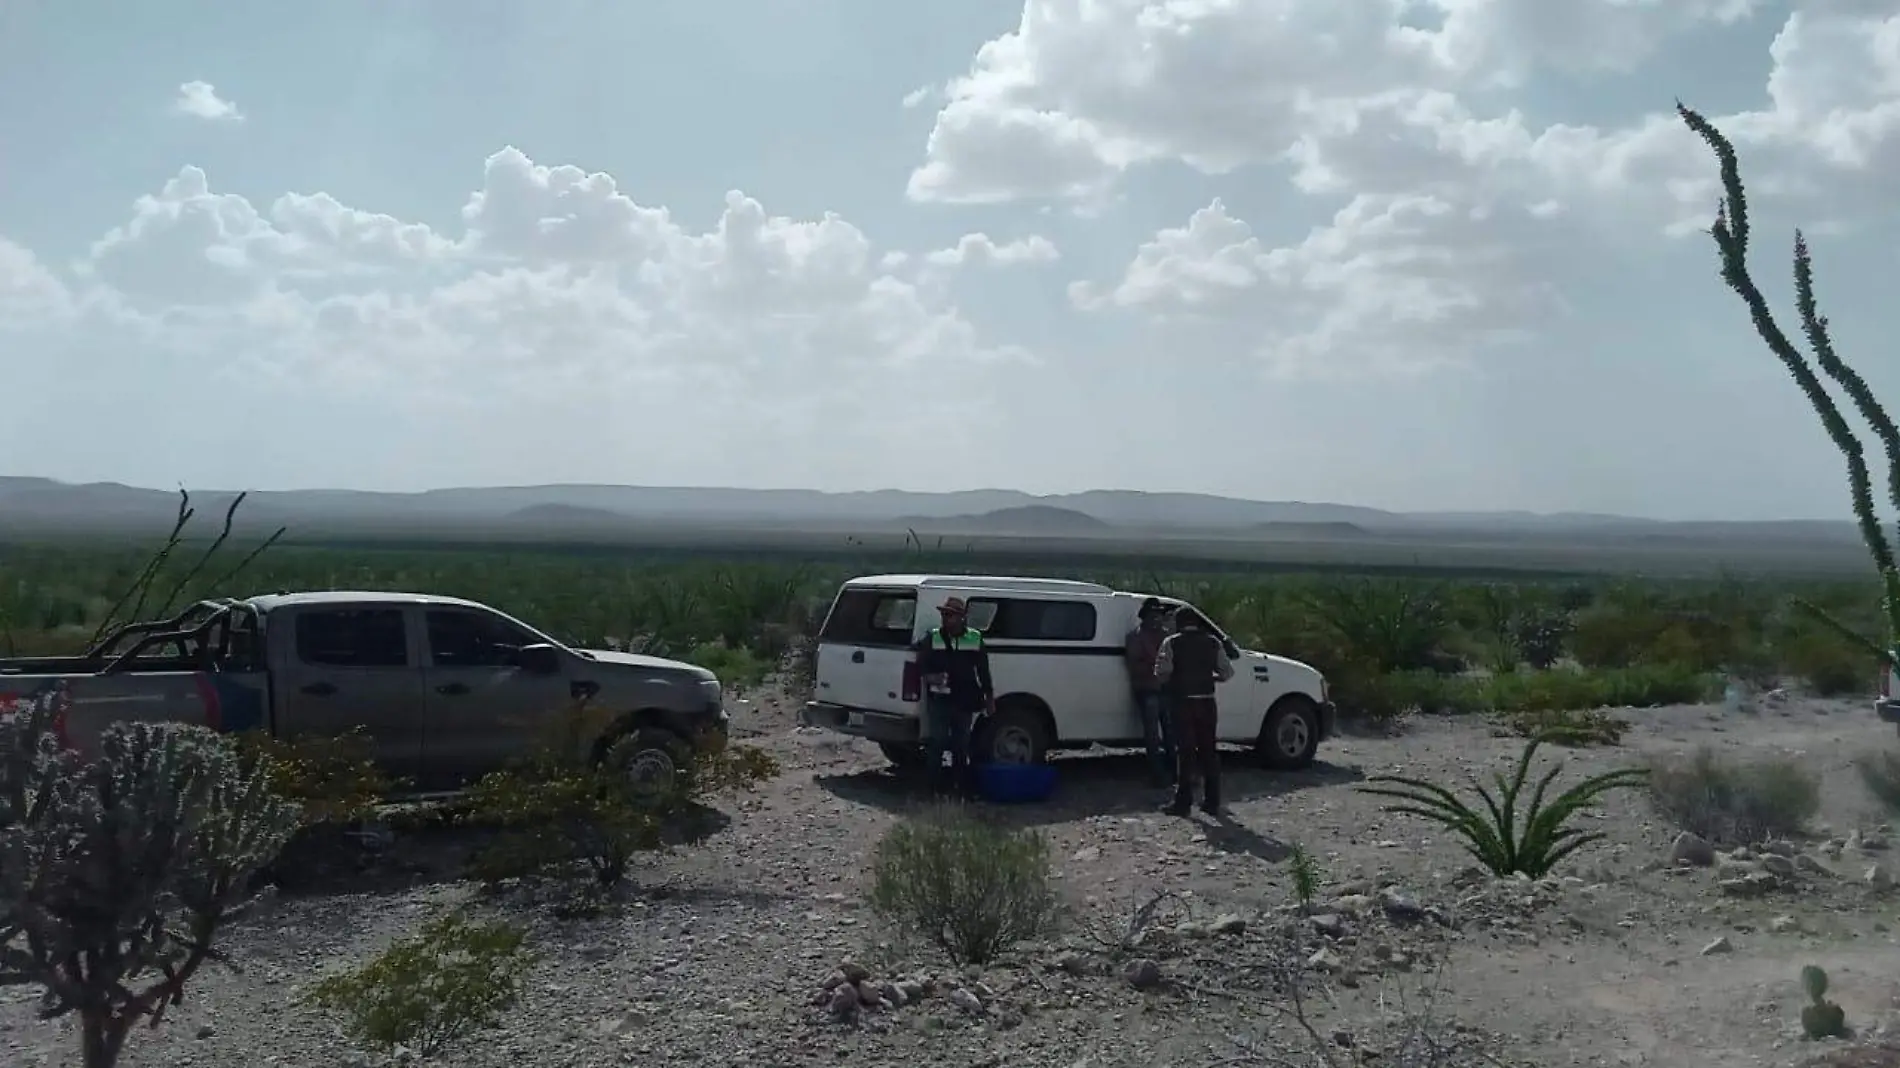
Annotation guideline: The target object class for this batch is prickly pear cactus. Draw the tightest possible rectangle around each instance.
[1799,965,1848,1039]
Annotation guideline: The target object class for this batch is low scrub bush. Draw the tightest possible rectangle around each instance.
[465,720,778,893]
[1501,706,1629,747]
[1777,630,1874,696]
[1,690,299,1068]
[1358,738,1646,878]
[1856,750,1900,816]
[302,911,535,1058]
[867,803,1062,965]
[685,641,776,691]
[1332,664,1714,724]
[233,728,396,828]
[1645,747,1820,845]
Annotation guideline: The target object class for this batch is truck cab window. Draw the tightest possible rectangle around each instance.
[293,609,409,668]
[426,610,534,668]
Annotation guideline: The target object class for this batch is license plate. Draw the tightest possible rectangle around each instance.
[848,710,865,728]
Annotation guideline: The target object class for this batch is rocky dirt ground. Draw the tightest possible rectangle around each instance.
[9,688,1900,1068]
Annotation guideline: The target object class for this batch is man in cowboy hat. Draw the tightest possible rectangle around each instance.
[913,596,995,797]
[1125,598,1176,788]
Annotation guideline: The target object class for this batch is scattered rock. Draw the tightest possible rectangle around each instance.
[1770,915,1800,934]
[1379,889,1426,923]
[1210,912,1248,935]
[1672,832,1717,867]
[1307,947,1344,972]
[1122,958,1163,990]
[1762,854,1797,878]
[1700,936,1733,956]
[839,959,871,983]
[1310,913,1347,938]
[1867,864,1893,890]
[826,983,860,1018]
[948,987,985,1015]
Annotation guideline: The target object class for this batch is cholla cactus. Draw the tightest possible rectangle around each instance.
[0,687,299,1068]
[1679,104,1900,667]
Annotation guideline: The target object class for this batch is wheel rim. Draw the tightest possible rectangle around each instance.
[1275,714,1312,758]
[992,726,1036,764]
[624,747,678,793]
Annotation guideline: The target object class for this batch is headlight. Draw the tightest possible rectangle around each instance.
[698,678,722,704]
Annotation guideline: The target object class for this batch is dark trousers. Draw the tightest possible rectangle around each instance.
[1172,696,1221,806]
[1135,690,1176,784]
[923,694,976,792]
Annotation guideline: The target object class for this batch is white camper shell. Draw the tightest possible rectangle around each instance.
[800,574,1335,771]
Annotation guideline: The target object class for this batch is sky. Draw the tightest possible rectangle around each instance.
[1,0,1897,521]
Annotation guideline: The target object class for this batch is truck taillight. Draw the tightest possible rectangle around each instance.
[901,659,921,703]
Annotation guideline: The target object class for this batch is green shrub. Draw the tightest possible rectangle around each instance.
[1501,706,1629,747]
[1644,747,1820,845]
[1301,579,1452,673]
[685,641,775,691]
[1777,630,1873,696]
[233,728,397,828]
[867,803,1062,965]
[1358,738,1646,878]
[465,731,778,891]
[302,911,536,1058]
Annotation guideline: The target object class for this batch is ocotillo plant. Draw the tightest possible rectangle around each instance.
[1678,103,1900,666]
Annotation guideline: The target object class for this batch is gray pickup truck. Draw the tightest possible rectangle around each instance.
[0,591,728,793]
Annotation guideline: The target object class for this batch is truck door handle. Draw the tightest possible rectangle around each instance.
[300,682,337,697]
[435,682,471,696]
[851,650,865,664]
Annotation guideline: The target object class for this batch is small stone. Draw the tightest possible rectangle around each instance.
[879,981,907,1007]
[1762,840,1798,858]
[1796,854,1833,877]
[839,960,871,983]
[1867,864,1893,889]
[895,979,926,1002]
[1307,947,1344,972]
[1310,913,1346,938]
[1671,832,1717,867]
[948,987,985,1014]
[1210,912,1247,935]
[1769,915,1799,934]
[1122,958,1163,990]
[825,984,860,1017]
[1071,846,1101,862]
[1335,894,1374,916]
[821,970,849,991]
[1700,936,1733,956]
[1050,951,1092,976]
[1761,854,1796,878]
[1379,889,1426,923]
[195,1025,215,1039]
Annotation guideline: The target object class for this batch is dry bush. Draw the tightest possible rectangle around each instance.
[1645,747,1820,845]
[866,802,1062,965]
[1857,750,1900,816]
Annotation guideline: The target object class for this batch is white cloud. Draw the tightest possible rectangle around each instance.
[923,232,1059,268]
[172,81,243,123]
[2,148,1033,488]
[921,1,1900,376]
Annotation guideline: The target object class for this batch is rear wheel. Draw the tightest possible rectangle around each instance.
[1257,696,1321,770]
[973,702,1052,766]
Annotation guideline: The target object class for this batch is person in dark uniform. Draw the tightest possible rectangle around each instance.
[1153,609,1234,816]
[1124,598,1176,788]
[912,596,995,797]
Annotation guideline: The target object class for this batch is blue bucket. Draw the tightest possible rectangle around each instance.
[975,762,1057,804]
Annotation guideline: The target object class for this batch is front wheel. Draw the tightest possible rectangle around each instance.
[1257,696,1321,770]
[602,729,692,796]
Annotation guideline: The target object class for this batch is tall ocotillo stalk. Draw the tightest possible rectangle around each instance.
[1677,103,1900,666]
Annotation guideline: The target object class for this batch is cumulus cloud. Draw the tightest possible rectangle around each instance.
[7,146,1031,485]
[172,81,243,122]
[924,0,1899,375]
[923,233,1059,268]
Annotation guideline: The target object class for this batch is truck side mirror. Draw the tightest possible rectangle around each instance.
[517,643,562,675]
[1224,639,1242,660]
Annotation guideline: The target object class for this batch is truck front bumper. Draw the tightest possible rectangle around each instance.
[801,701,919,745]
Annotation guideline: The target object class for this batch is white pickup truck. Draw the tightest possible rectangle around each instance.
[799,573,1335,770]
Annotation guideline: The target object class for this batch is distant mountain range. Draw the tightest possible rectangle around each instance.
[0,475,1865,545]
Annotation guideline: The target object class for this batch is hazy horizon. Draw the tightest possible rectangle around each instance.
[3,2,1895,522]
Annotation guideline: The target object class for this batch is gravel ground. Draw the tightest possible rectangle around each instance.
[8,688,1900,1068]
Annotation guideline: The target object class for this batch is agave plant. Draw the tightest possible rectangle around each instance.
[1357,737,1647,878]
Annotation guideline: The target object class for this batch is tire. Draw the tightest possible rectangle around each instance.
[973,702,1051,766]
[879,742,925,770]
[1257,695,1321,770]
[601,728,692,796]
